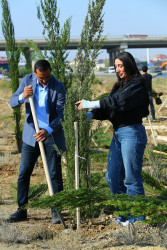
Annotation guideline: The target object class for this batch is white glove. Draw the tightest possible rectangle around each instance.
[82,99,100,109]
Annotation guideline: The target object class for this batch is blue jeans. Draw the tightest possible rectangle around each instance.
[106,124,147,196]
[17,136,63,208]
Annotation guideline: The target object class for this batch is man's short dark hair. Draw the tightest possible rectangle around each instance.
[34,59,51,72]
[142,65,148,72]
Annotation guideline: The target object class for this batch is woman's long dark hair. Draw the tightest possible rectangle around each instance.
[114,52,141,86]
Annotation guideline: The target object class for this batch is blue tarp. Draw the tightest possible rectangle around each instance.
[147,62,154,67]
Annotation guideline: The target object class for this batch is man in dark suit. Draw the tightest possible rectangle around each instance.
[142,65,156,122]
[7,59,66,223]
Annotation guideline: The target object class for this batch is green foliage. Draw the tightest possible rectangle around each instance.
[28,184,48,200]
[29,188,110,218]
[62,86,79,189]
[11,183,48,202]
[75,0,106,87]
[92,77,103,85]
[90,151,108,164]
[37,0,73,90]
[1,0,22,153]
[1,0,20,93]
[75,0,106,188]
[153,144,167,153]
[105,59,110,68]
[0,114,13,120]
[19,45,33,76]
[94,92,110,100]
[90,172,108,190]
[78,111,92,188]
[25,39,44,62]
[62,0,106,190]
[103,193,167,225]
[18,66,31,78]
[29,186,167,224]
[92,128,111,148]
[98,67,106,71]
[142,171,165,191]
[25,156,167,224]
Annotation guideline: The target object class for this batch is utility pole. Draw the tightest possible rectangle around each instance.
[147,48,150,65]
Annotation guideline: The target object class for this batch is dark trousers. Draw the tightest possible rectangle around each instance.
[148,91,155,120]
[17,136,63,208]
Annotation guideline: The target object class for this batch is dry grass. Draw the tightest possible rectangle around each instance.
[111,223,167,247]
[0,221,31,244]
[91,77,116,99]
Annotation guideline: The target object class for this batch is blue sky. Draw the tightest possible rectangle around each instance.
[0,0,167,61]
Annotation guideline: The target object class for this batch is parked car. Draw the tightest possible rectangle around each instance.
[150,67,162,75]
[108,66,115,73]
[0,74,8,79]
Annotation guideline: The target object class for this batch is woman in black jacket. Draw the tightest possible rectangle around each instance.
[75,52,149,225]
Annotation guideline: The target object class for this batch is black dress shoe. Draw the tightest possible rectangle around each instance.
[51,208,66,228]
[7,209,27,223]
[51,208,61,224]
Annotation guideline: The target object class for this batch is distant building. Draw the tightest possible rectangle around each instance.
[153,54,167,61]
[124,34,148,38]
[69,58,107,72]
[95,59,106,71]
[0,55,9,72]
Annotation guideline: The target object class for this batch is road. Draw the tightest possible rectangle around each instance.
[153,71,167,79]
[95,71,167,79]
[1,71,167,80]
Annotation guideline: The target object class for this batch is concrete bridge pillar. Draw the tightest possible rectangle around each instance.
[107,43,128,66]
[108,50,118,66]
[107,50,120,66]
[24,48,36,70]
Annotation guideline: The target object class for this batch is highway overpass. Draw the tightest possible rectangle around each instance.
[1,36,167,65]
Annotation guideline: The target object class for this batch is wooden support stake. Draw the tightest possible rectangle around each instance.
[153,150,167,156]
[74,121,80,229]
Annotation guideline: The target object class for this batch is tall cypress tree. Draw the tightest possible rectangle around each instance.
[63,0,106,189]
[63,86,79,189]
[1,0,22,153]
[37,0,73,90]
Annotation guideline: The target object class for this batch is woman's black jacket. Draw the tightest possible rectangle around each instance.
[92,76,149,129]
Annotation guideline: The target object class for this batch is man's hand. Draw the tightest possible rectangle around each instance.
[33,129,49,142]
[23,85,33,99]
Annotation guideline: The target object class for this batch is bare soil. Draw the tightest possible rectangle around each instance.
[0,79,167,249]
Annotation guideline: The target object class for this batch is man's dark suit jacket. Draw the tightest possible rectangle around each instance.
[10,73,66,152]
